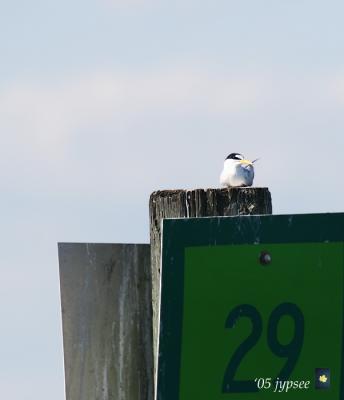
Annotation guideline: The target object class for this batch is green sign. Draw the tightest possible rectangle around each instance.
[157,213,344,399]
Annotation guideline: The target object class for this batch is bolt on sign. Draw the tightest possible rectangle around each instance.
[156,213,344,400]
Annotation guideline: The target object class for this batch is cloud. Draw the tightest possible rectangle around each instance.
[0,67,266,161]
[1,66,343,201]
[100,0,157,9]
[330,75,344,105]
[2,68,342,159]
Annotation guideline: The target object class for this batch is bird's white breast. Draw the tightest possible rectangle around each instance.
[220,159,254,187]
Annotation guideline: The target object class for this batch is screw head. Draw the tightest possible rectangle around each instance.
[259,251,271,265]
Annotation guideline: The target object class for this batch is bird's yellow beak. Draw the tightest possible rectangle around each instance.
[239,159,253,166]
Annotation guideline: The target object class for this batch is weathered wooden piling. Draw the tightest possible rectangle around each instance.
[149,187,272,373]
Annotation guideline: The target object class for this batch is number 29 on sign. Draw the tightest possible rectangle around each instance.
[222,302,304,393]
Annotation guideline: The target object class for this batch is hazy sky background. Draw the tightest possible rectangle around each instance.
[1,1,344,398]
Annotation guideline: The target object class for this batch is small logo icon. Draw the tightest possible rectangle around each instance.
[315,368,330,389]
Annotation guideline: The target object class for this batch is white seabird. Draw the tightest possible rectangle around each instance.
[220,152,256,187]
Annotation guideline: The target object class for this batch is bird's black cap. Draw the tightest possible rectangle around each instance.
[226,153,244,160]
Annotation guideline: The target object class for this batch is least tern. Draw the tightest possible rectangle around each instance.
[220,153,256,187]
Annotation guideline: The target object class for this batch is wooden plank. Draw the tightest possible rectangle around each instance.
[58,243,153,400]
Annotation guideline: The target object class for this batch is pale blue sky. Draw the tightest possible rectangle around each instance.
[1,1,344,399]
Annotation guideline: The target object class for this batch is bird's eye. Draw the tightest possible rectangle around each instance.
[226,153,244,160]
